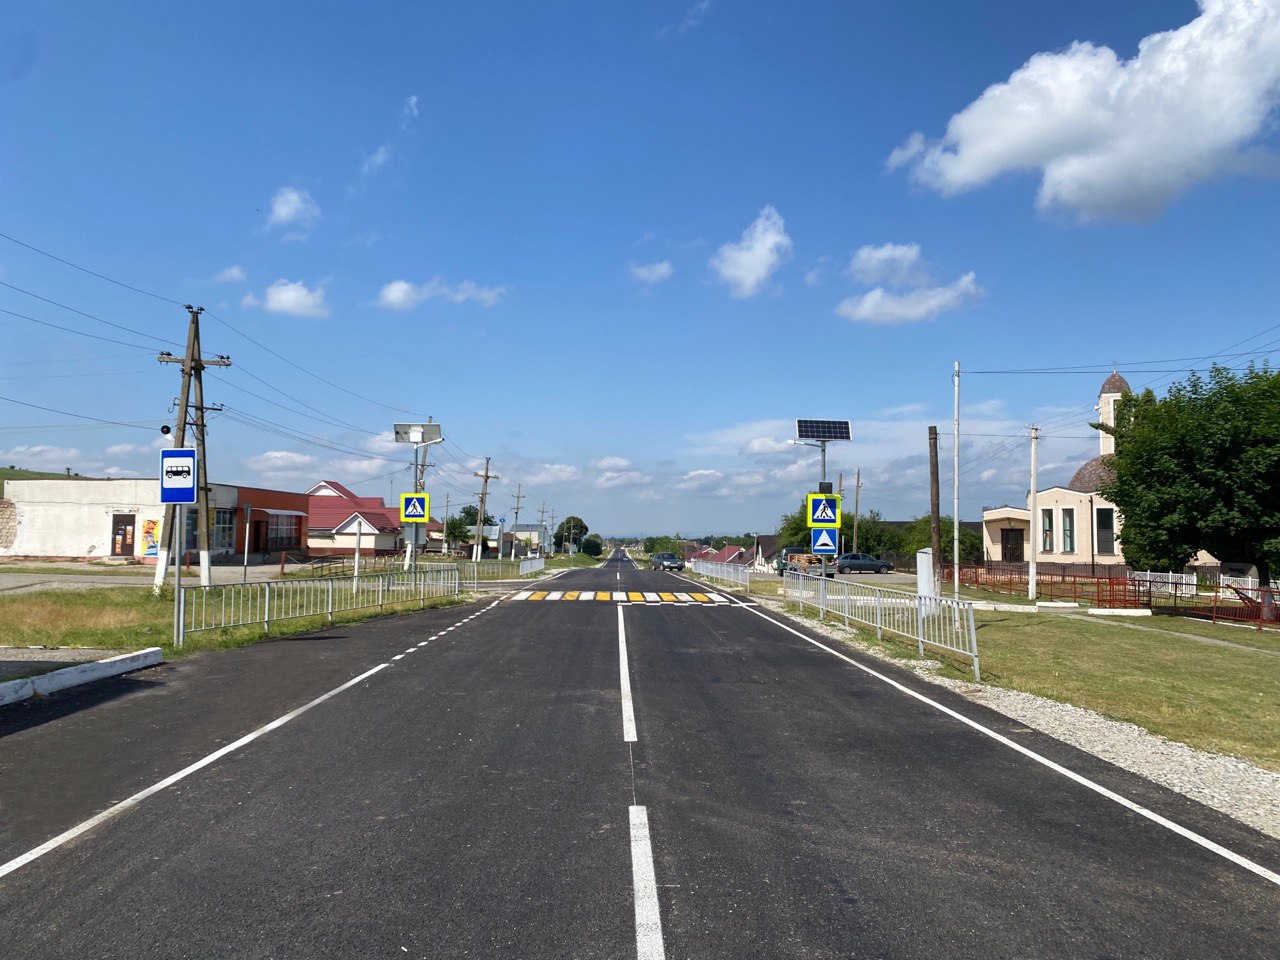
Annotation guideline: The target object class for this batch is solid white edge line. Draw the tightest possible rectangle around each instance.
[618,605,638,743]
[629,805,667,960]
[731,600,1280,888]
[0,662,390,881]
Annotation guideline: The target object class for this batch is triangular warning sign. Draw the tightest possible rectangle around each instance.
[813,530,836,551]
[812,499,836,522]
[404,498,425,517]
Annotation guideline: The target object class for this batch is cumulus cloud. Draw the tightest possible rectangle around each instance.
[526,463,581,485]
[258,279,330,319]
[377,277,506,310]
[629,260,673,284]
[591,456,633,470]
[848,243,928,287]
[265,186,322,238]
[245,451,319,474]
[362,144,390,175]
[596,470,652,488]
[402,94,419,128]
[215,265,246,283]
[742,437,791,456]
[674,468,723,491]
[660,0,713,36]
[837,272,982,325]
[0,444,81,469]
[888,0,1280,220]
[709,205,792,298]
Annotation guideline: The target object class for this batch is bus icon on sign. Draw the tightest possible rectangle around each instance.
[164,464,192,480]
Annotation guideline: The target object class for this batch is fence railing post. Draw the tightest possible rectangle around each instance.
[875,589,883,639]
[968,604,980,681]
[327,580,334,623]
[916,595,925,656]
[263,582,272,634]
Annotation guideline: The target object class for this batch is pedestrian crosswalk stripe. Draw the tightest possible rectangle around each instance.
[658,593,677,602]
[628,592,645,601]
[564,591,580,600]
[507,590,732,605]
[531,591,548,601]
[674,592,693,602]
[547,591,564,601]
[690,593,710,602]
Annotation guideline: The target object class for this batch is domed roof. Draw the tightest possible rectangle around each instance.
[1100,371,1130,395]
[1068,455,1115,493]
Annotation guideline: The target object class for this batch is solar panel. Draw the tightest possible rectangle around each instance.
[796,419,852,442]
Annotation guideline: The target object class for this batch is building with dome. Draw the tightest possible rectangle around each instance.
[980,373,1130,569]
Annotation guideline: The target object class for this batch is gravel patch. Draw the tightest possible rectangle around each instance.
[751,593,1280,841]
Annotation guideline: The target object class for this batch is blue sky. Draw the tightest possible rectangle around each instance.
[2,1,1279,535]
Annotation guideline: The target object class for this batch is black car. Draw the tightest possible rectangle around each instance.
[836,553,894,575]
[651,552,684,571]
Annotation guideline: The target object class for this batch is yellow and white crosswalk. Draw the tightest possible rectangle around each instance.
[508,589,732,605]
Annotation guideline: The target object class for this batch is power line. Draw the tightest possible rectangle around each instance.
[0,279,184,348]
[0,393,160,431]
[0,230,184,305]
[0,304,162,351]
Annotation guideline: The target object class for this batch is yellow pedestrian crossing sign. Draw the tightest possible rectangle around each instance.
[400,493,430,523]
[806,493,841,529]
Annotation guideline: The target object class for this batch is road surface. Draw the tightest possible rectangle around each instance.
[1,549,1276,958]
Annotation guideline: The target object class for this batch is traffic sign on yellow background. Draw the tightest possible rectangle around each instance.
[806,493,841,528]
[400,492,430,523]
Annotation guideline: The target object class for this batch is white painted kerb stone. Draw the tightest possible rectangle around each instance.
[0,647,164,706]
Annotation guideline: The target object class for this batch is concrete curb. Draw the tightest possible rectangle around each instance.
[1087,607,1153,617]
[0,647,164,707]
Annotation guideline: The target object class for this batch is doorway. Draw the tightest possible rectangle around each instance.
[111,513,136,558]
[1000,528,1024,563]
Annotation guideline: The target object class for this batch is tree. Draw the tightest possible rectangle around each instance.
[1102,366,1280,586]
[458,504,494,527]
[555,515,589,551]
[898,515,981,564]
[849,510,902,559]
[445,515,471,546]
[581,533,604,557]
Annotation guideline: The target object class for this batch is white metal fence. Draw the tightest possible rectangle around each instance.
[178,567,461,647]
[783,571,980,680]
[1132,570,1198,596]
[688,559,751,591]
[519,557,546,576]
[1221,574,1260,591]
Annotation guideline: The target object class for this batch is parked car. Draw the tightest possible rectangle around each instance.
[651,552,684,571]
[836,553,894,575]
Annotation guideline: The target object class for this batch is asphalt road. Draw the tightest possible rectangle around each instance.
[0,549,1277,958]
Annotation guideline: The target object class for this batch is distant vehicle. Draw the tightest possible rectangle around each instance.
[773,547,808,576]
[651,552,684,571]
[836,553,893,575]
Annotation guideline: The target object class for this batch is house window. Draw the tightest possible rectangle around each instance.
[266,514,301,551]
[1096,508,1116,554]
[1041,509,1054,553]
[213,508,235,551]
[1062,508,1075,554]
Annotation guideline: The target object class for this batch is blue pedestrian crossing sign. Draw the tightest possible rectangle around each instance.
[810,528,838,555]
[806,493,841,529]
[400,493,430,523]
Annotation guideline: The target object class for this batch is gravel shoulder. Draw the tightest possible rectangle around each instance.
[751,592,1280,841]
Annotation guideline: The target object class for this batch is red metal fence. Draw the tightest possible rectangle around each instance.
[1157,583,1280,628]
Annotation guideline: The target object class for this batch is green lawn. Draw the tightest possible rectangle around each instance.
[0,562,155,577]
[0,586,467,660]
[776,593,1280,771]
[1,467,69,496]
[545,553,601,570]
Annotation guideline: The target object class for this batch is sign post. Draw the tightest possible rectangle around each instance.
[400,493,430,572]
[160,449,198,648]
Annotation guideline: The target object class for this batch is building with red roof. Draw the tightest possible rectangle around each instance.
[306,480,441,557]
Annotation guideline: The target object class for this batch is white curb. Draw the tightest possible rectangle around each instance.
[0,647,164,707]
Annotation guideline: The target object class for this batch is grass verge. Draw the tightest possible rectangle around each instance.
[0,586,471,661]
[772,596,1280,771]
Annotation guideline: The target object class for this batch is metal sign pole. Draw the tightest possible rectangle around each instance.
[173,504,184,648]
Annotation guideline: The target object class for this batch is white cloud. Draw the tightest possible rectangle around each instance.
[837,272,982,325]
[260,279,330,319]
[377,277,506,310]
[742,437,791,456]
[686,418,792,457]
[526,463,581,485]
[660,0,713,36]
[245,451,319,474]
[362,144,390,175]
[709,205,792,298]
[102,467,140,478]
[240,291,260,308]
[266,186,322,238]
[596,470,652,489]
[402,94,419,127]
[0,444,81,469]
[215,265,246,283]
[848,243,927,287]
[105,443,143,458]
[804,268,823,286]
[888,0,1280,220]
[629,260,673,284]
[591,456,633,470]
[674,468,723,491]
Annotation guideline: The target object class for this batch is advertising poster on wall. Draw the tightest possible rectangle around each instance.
[142,518,160,558]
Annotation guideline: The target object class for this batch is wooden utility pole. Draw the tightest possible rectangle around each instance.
[472,458,499,561]
[852,468,862,553]
[510,483,526,558]
[929,426,942,595]
[153,307,230,591]
[538,501,547,556]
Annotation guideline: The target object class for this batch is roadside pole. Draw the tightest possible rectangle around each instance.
[1029,425,1039,600]
[241,503,252,585]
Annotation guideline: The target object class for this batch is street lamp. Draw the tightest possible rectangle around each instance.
[394,421,443,569]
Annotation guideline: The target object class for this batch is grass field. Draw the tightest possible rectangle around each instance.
[0,586,467,661]
[774,592,1280,771]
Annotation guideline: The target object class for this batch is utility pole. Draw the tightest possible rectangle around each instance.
[441,493,450,555]
[538,501,547,556]
[837,471,844,553]
[511,483,526,558]
[549,509,557,554]
[928,426,942,596]
[153,306,230,591]
[472,458,499,561]
[1029,425,1039,601]
[852,468,862,554]
[953,360,961,605]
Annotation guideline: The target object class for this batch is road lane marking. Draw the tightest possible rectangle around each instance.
[733,601,1280,889]
[673,593,693,602]
[392,654,404,660]
[613,591,627,601]
[547,591,564,601]
[512,591,532,601]
[629,806,667,960]
[578,592,595,601]
[618,605,637,742]
[643,592,660,602]
[0,661,390,881]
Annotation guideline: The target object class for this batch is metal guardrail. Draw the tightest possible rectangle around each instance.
[177,568,461,647]
[783,571,980,680]
[688,559,751,591]
[519,557,545,576]
[1132,571,1198,596]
